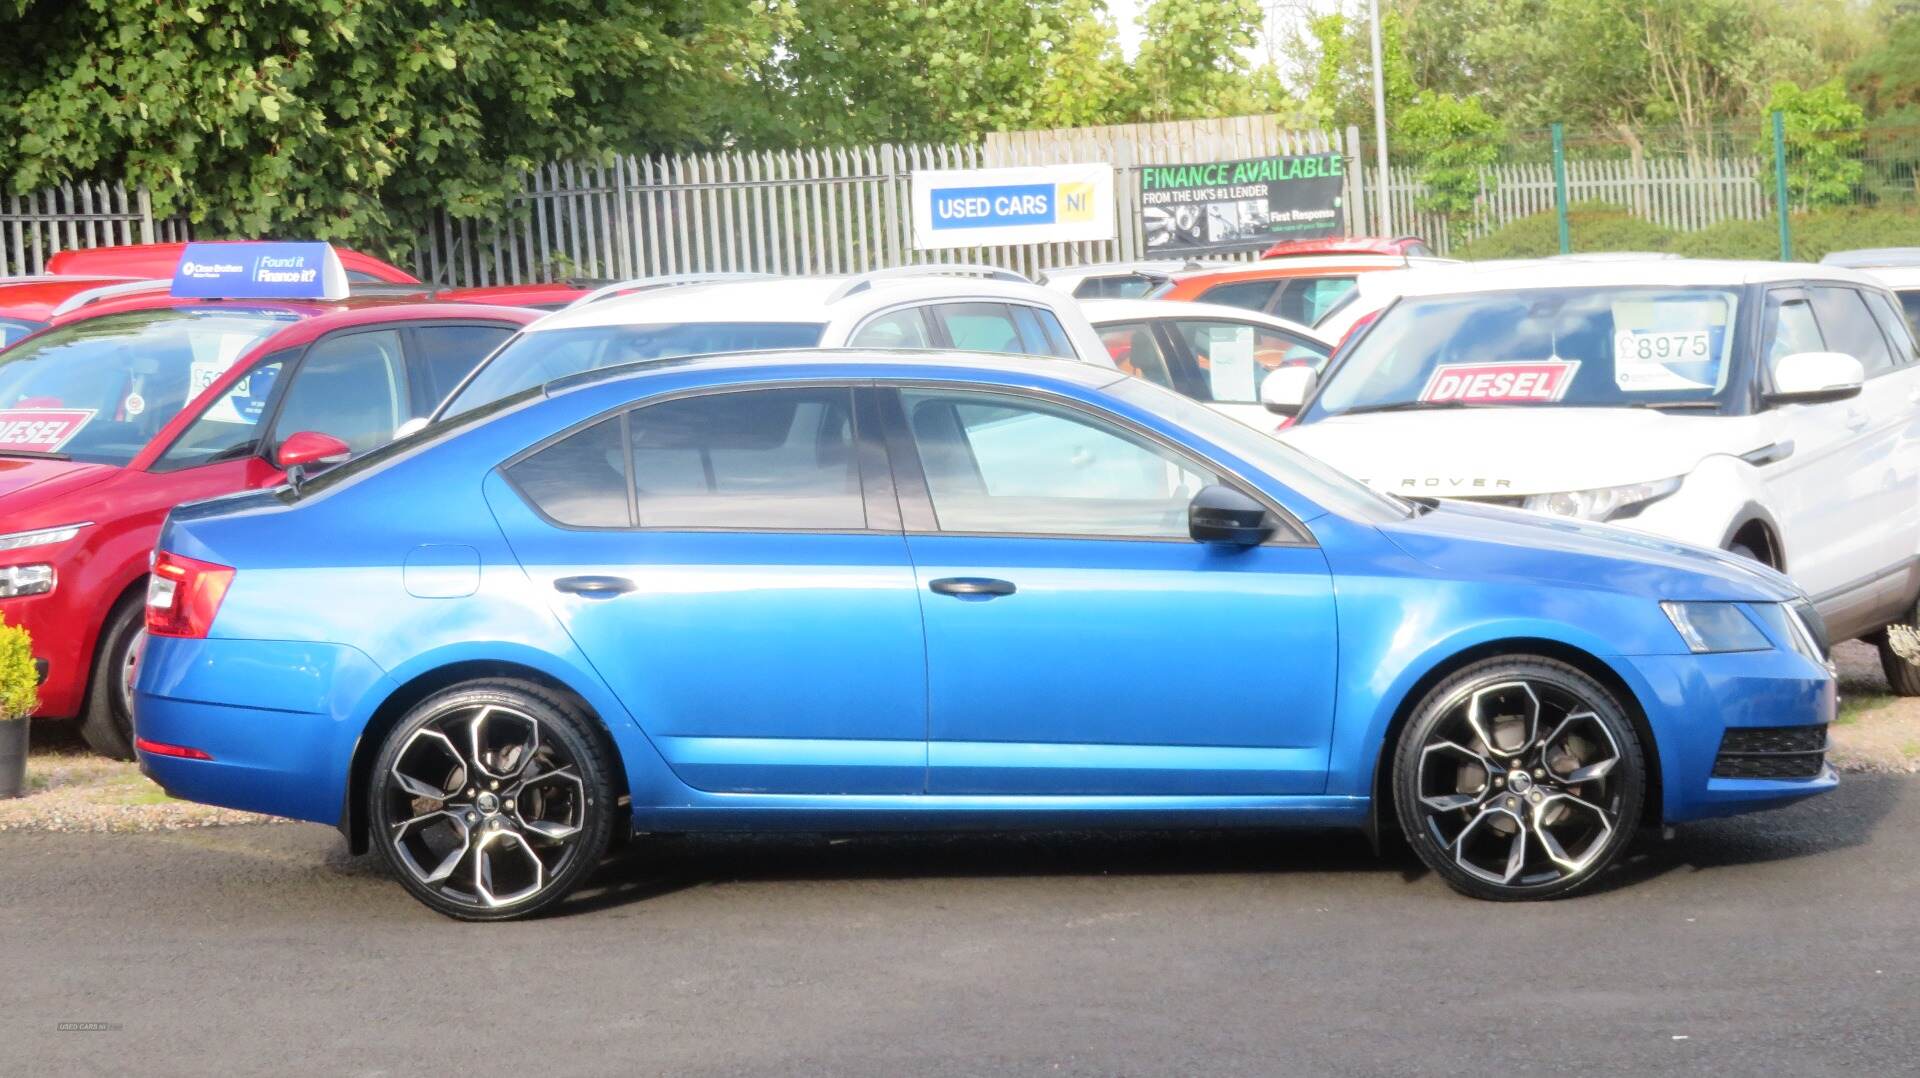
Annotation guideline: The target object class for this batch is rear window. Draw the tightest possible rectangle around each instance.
[439,322,825,418]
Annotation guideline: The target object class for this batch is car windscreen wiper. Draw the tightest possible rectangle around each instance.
[0,449,72,461]
[1627,399,1721,410]
[1335,399,1484,417]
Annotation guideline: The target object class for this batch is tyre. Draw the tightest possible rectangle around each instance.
[79,594,145,760]
[368,679,617,921]
[1875,598,1920,697]
[1392,656,1646,901]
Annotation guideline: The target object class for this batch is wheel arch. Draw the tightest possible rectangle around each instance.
[1365,636,1663,848]
[1721,501,1785,571]
[339,659,633,855]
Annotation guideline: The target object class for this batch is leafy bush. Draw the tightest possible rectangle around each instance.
[0,622,36,721]
[1458,203,1920,261]
[1455,202,1678,259]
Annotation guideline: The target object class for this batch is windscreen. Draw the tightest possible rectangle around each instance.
[439,322,826,418]
[1311,286,1742,418]
[0,307,295,465]
[0,318,44,348]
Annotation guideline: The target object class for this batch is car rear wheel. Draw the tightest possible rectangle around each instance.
[79,595,145,760]
[1393,656,1646,901]
[368,679,616,921]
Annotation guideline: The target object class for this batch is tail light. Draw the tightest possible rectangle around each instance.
[146,551,234,638]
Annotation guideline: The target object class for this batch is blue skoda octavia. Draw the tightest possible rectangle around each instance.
[134,349,1837,919]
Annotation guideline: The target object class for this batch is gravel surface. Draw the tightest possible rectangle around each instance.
[1,774,1914,1077]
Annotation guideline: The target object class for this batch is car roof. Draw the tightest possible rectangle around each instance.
[1079,298,1331,343]
[45,242,420,284]
[545,347,1126,400]
[1858,265,1920,289]
[1821,247,1920,269]
[1364,257,1886,299]
[42,293,539,334]
[530,273,1061,332]
[0,275,139,322]
[1163,254,1445,285]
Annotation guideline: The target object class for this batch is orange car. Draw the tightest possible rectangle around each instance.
[1152,253,1451,328]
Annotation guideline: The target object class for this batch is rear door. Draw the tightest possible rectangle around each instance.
[486,385,930,795]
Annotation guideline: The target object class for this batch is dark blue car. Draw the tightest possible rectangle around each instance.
[133,350,1836,919]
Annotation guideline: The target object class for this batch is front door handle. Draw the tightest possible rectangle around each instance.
[928,577,1016,598]
[554,575,636,597]
[1845,409,1870,431]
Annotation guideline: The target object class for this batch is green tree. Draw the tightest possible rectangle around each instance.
[1128,0,1296,123]
[1763,78,1867,207]
[1398,91,1502,240]
[1302,9,1415,132]
[0,1,775,253]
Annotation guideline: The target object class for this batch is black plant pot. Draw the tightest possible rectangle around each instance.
[0,716,27,799]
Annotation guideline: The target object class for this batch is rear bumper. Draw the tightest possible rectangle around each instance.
[1620,648,1839,824]
[133,637,392,826]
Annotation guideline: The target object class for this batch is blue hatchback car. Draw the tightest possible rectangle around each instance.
[134,350,1838,919]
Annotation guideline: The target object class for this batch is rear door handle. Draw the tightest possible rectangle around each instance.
[928,577,1016,598]
[554,575,636,597]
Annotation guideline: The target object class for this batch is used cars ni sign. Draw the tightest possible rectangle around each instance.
[135,351,1835,919]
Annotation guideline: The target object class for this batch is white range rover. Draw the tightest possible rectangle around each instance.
[1266,258,1920,691]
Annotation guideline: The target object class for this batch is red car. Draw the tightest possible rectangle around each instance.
[1258,235,1434,260]
[47,241,419,285]
[0,276,139,347]
[0,265,535,757]
[436,282,588,310]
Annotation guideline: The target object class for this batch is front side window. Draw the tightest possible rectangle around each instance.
[1764,293,1824,362]
[1809,285,1896,376]
[899,388,1217,538]
[271,329,409,456]
[0,307,295,466]
[1098,323,1177,388]
[1312,286,1744,418]
[1864,290,1919,367]
[155,353,290,471]
[440,322,827,418]
[1170,320,1331,404]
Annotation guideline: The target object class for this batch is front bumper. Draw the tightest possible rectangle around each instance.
[1621,647,1838,824]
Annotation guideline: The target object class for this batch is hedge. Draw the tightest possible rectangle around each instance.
[1453,203,1920,262]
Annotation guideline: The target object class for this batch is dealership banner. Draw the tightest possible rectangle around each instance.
[912,164,1116,249]
[1139,152,1345,254]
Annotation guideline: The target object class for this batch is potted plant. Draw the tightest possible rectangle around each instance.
[0,621,37,799]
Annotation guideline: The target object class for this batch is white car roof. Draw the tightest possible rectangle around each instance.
[1079,298,1332,345]
[533,272,1066,332]
[1362,257,1887,299]
[1861,265,1920,289]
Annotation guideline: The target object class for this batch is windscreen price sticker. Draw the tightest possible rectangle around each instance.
[1418,361,1580,405]
[0,408,94,454]
[1614,329,1718,391]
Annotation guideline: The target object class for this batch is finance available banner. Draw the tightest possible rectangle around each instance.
[912,164,1116,249]
[1140,152,1346,254]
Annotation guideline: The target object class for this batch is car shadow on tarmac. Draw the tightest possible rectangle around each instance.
[508,773,1905,917]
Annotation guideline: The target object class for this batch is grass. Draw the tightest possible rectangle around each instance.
[1836,692,1897,725]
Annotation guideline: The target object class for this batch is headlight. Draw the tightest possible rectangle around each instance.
[1526,477,1681,521]
[1747,601,1830,667]
[1662,601,1771,653]
[0,522,89,552]
[0,564,54,598]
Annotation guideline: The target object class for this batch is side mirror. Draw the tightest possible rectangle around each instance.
[393,417,430,440]
[1767,351,1864,405]
[274,431,351,471]
[1189,484,1275,546]
[1261,366,1317,415]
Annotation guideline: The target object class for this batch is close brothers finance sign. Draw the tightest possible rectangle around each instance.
[1140,152,1346,255]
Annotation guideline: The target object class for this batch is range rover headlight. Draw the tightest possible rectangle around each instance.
[1662,601,1771,654]
[0,522,89,552]
[1525,477,1681,522]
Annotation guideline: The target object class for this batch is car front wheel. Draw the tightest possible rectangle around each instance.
[369,679,617,921]
[1393,656,1646,900]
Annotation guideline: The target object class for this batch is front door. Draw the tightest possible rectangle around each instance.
[882,385,1338,796]
[487,385,929,795]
